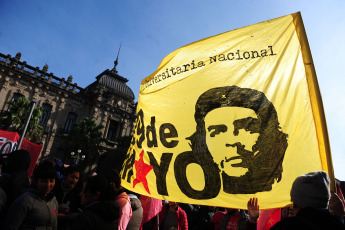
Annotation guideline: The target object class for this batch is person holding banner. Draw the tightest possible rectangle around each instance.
[329,191,345,224]
[271,171,345,229]
[155,201,188,230]
[218,197,259,230]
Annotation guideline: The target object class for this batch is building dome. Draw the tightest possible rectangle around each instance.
[86,48,135,100]
[87,68,135,100]
[97,70,135,100]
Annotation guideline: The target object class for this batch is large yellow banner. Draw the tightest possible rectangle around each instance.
[120,12,334,209]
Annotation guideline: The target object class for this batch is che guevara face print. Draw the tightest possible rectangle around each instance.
[184,86,288,195]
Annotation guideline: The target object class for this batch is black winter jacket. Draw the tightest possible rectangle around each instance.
[70,201,120,230]
[271,207,345,230]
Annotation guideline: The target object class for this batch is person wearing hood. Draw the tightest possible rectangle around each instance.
[126,192,143,230]
[4,159,58,230]
[70,174,120,230]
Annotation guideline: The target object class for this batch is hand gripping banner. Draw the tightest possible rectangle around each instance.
[120,12,334,209]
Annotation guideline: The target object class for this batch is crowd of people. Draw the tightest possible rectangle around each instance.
[0,149,345,229]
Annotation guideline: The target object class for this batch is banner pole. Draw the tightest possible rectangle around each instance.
[157,213,159,230]
[292,12,335,192]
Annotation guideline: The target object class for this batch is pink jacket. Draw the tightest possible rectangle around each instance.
[116,192,132,230]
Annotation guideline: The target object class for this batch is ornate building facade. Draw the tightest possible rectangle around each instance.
[0,52,136,161]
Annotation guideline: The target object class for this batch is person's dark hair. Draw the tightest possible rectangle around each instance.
[6,150,31,172]
[62,165,81,178]
[32,159,57,181]
[188,86,288,194]
[85,175,116,201]
[96,149,126,175]
[104,169,122,190]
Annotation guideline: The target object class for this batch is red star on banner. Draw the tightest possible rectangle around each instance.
[133,149,153,194]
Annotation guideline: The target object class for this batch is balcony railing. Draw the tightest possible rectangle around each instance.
[0,53,84,94]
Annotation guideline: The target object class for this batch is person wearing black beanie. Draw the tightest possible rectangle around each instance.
[272,171,345,230]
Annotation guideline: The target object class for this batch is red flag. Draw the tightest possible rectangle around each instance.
[257,208,281,230]
[140,195,162,229]
[21,138,43,176]
[0,130,42,176]
[0,130,18,153]
[337,183,345,207]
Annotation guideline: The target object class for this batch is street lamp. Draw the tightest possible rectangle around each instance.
[70,149,85,164]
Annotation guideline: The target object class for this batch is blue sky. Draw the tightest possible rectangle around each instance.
[1,0,344,180]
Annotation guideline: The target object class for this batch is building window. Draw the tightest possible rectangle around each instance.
[40,103,52,127]
[8,93,24,111]
[64,112,77,133]
[107,120,121,142]
[11,93,24,103]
